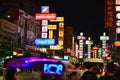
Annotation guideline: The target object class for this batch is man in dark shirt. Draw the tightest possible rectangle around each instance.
[98,61,120,80]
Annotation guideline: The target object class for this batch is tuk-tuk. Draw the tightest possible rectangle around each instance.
[4,56,65,80]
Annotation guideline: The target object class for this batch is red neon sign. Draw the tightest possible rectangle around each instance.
[35,13,56,20]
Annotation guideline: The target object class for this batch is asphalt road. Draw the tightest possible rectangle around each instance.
[17,72,40,80]
[0,76,3,80]
[0,72,41,80]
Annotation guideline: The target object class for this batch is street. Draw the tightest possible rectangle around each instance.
[0,76,3,80]
[17,72,40,80]
[0,72,40,80]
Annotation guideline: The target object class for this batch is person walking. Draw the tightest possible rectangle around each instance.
[4,68,17,80]
[98,61,120,80]
[80,71,98,80]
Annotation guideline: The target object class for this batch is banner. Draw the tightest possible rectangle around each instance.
[105,0,116,28]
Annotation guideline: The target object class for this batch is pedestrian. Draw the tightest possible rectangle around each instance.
[80,71,98,80]
[4,68,17,80]
[98,61,120,80]
[114,66,120,79]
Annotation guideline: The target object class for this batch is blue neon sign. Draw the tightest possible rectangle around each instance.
[43,63,64,75]
[34,38,56,46]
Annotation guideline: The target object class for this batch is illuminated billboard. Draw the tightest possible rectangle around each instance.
[116,6,120,11]
[34,38,56,46]
[35,13,56,20]
[43,63,64,75]
[100,36,109,41]
[105,0,116,28]
[49,30,53,38]
[42,26,48,32]
[58,22,64,46]
[58,41,63,45]
[116,13,120,19]
[50,45,63,50]
[50,17,64,22]
[114,41,120,46]
[59,31,64,37]
[116,27,120,33]
[42,33,47,38]
[48,25,57,30]
[116,0,120,5]
[41,6,49,13]
[116,20,120,26]
[42,20,48,25]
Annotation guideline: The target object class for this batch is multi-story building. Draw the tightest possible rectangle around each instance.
[17,9,41,55]
[19,0,36,16]
[0,0,41,56]
[0,19,18,46]
[0,0,19,46]
[64,26,74,56]
[1,0,76,57]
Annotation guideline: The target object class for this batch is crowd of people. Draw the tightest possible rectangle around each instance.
[3,68,17,80]
[2,60,120,80]
[48,60,120,80]
[73,61,120,80]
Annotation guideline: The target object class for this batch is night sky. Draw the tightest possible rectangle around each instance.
[36,0,109,45]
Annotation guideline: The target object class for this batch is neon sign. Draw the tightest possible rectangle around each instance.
[34,38,56,46]
[43,63,64,75]
[35,13,56,20]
